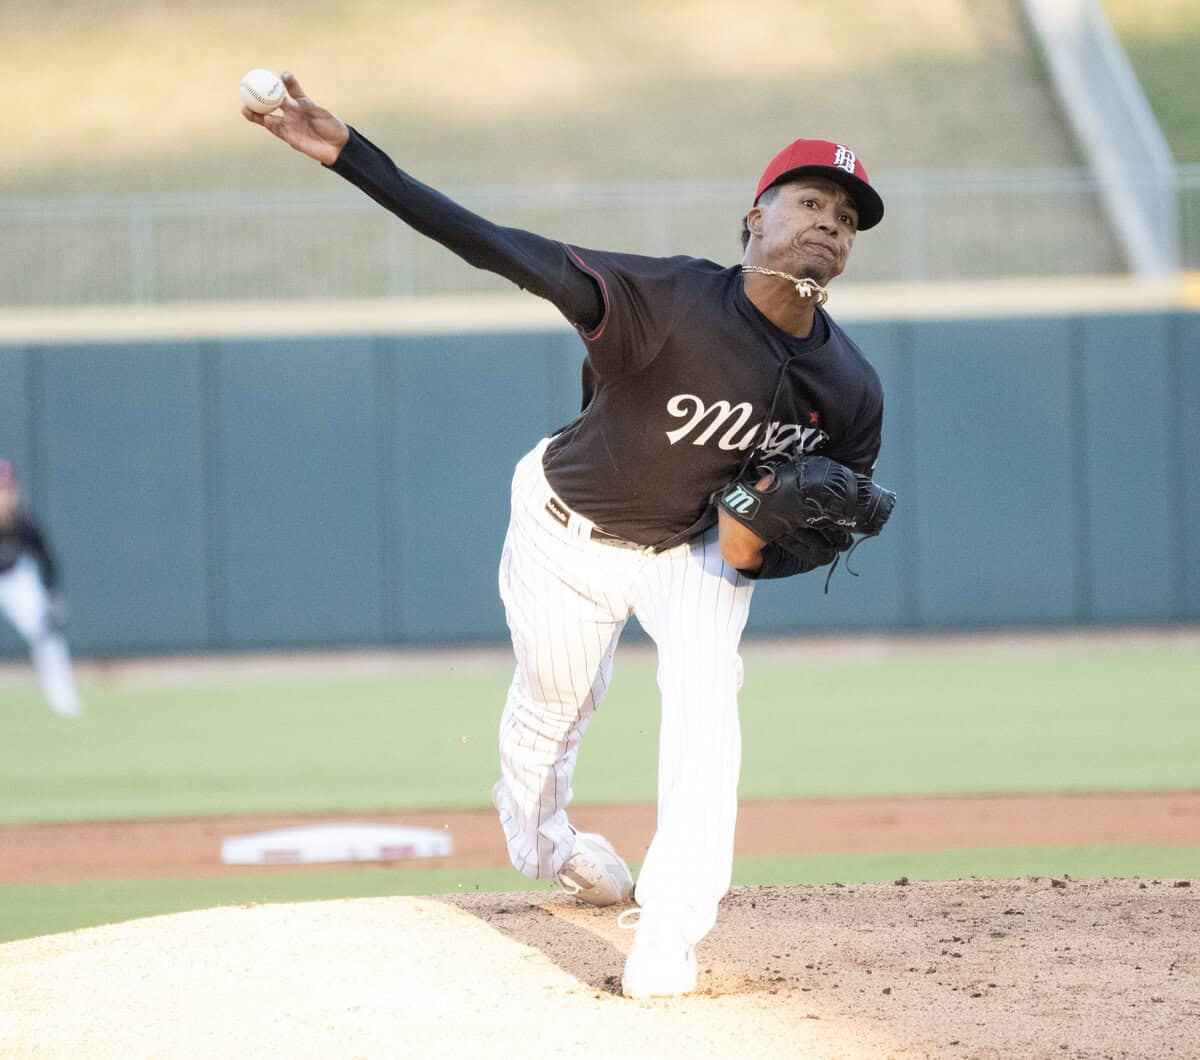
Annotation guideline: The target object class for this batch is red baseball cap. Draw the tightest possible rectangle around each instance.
[754,139,884,230]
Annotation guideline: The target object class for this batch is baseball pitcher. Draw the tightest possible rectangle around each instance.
[245,74,893,998]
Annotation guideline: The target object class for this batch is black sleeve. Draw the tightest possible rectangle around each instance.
[823,327,884,477]
[18,515,57,591]
[328,128,603,331]
[836,383,883,478]
[736,527,840,581]
[555,247,694,377]
[738,543,829,581]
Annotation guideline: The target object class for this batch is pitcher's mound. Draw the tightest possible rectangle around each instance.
[1,880,1194,1058]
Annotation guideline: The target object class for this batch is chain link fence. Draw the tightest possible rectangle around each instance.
[3,166,1198,308]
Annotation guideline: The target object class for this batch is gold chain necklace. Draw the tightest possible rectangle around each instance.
[740,265,828,306]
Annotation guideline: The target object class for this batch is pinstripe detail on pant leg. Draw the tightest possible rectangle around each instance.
[631,525,754,944]
[494,445,638,880]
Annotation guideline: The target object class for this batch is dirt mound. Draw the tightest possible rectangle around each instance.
[2,879,1196,1059]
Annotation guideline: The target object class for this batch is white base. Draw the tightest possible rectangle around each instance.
[220,823,453,865]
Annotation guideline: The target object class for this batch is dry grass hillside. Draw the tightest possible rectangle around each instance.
[5,0,1080,195]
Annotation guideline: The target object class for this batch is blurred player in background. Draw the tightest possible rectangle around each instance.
[0,459,83,718]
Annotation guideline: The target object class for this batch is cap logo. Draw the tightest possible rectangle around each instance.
[832,145,856,174]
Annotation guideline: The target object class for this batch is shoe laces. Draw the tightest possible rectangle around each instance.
[617,908,641,930]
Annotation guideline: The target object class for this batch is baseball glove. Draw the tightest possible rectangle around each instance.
[717,454,896,581]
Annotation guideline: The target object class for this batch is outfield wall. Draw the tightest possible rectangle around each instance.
[1,307,1197,657]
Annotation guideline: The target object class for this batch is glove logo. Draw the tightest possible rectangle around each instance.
[721,483,760,517]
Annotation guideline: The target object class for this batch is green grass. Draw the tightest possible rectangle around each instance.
[1,671,508,822]
[3,641,1199,824]
[735,651,1200,800]
[0,865,545,947]
[2,844,1196,947]
[3,639,1196,947]
[1103,0,1200,161]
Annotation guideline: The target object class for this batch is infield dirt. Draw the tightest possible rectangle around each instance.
[3,789,1200,883]
[1,877,1196,1058]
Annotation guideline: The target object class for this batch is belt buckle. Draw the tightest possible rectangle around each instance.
[590,526,638,549]
[545,494,638,549]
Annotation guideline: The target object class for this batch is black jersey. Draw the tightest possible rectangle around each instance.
[545,249,882,547]
[329,129,883,549]
[0,512,57,589]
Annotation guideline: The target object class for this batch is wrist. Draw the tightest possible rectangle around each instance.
[717,506,766,570]
[321,122,354,169]
[727,546,764,572]
[330,120,350,159]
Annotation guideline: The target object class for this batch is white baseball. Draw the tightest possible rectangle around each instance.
[239,68,285,114]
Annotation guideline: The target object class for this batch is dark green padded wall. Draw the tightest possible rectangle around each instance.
[0,310,1195,657]
[1078,314,1176,621]
[1178,313,1200,620]
[38,342,210,652]
[214,337,384,647]
[910,316,1079,626]
[384,331,564,641]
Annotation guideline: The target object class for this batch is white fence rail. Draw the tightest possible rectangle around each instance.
[2,167,1198,307]
[1020,0,1179,277]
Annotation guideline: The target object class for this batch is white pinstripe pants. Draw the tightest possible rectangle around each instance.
[494,440,754,944]
[0,556,82,717]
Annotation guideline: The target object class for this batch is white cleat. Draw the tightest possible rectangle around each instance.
[619,907,698,999]
[555,831,634,907]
